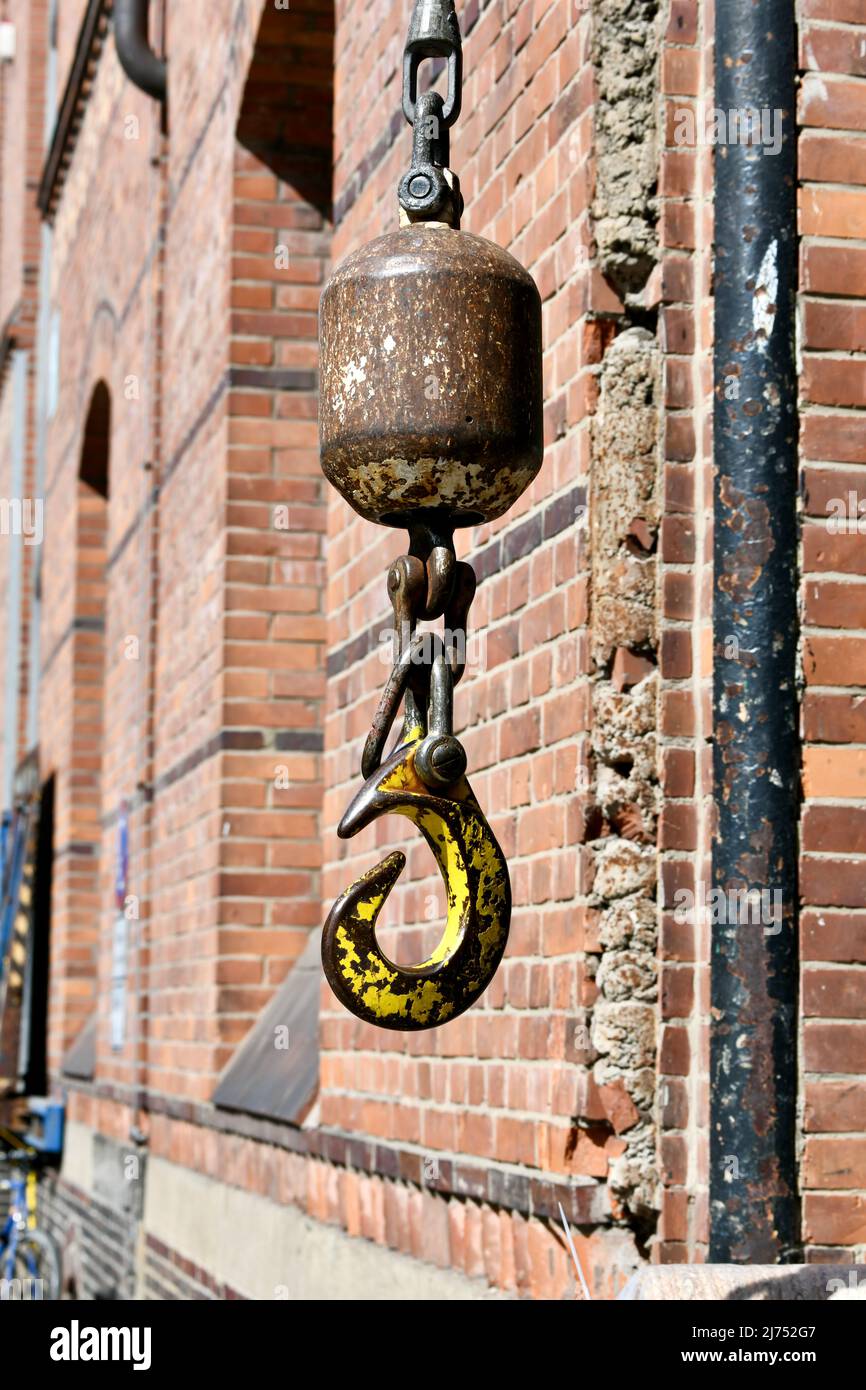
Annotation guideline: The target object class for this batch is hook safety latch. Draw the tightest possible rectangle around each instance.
[322,641,511,1031]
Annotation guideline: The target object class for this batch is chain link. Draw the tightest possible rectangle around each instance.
[361,536,476,780]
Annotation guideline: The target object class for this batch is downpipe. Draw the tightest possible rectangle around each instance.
[710,0,799,1260]
[114,0,166,103]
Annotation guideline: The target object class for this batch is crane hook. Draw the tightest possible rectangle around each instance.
[322,645,511,1030]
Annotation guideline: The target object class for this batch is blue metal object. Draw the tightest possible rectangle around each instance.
[115,802,129,910]
[0,808,28,967]
[0,811,10,891]
[23,1098,64,1155]
[0,1167,33,1280]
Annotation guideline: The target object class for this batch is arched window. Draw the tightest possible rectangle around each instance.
[54,381,110,1067]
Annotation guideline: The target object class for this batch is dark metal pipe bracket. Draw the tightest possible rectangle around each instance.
[115,0,166,103]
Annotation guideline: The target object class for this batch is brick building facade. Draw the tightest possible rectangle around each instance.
[0,0,863,1299]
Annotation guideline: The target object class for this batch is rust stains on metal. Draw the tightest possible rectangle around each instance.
[318,226,544,529]
[716,475,775,605]
[711,0,799,1263]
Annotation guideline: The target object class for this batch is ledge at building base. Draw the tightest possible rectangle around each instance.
[618,1266,866,1300]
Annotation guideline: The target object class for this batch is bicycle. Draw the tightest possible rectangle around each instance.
[0,1153,61,1299]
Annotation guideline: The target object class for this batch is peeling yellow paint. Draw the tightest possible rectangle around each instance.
[324,737,510,1029]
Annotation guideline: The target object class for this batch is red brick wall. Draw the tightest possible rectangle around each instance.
[33,0,332,1102]
[657,0,714,1262]
[0,0,863,1300]
[0,0,48,791]
[318,0,650,1291]
[799,0,866,1256]
[217,5,332,1061]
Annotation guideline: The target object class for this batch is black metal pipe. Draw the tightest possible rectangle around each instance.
[114,0,166,103]
[711,1,799,1261]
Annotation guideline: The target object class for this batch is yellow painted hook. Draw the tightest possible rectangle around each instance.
[322,732,510,1030]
